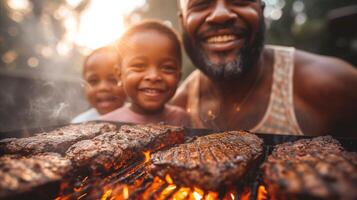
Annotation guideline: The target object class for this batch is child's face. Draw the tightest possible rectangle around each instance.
[119,30,181,114]
[84,51,126,115]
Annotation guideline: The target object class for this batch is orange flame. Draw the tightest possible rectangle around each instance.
[239,191,250,200]
[165,174,174,185]
[101,189,112,200]
[204,192,218,200]
[172,187,191,200]
[143,151,151,163]
[257,185,268,200]
[123,185,129,199]
[192,187,204,200]
[230,192,235,200]
[157,185,177,200]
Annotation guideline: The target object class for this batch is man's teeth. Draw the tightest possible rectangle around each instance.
[207,35,236,43]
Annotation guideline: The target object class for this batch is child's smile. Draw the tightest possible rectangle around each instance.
[118,29,181,115]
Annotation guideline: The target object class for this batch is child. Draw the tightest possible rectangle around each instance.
[72,46,126,123]
[101,21,190,126]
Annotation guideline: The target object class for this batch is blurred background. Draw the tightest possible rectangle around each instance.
[0,0,356,132]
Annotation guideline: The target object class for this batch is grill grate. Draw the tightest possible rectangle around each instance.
[1,121,356,200]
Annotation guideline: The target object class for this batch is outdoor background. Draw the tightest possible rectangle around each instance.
[0,0,356,132]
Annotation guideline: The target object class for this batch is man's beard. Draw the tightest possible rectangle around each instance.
[183,20,265,81]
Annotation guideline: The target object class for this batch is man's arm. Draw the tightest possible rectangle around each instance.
[294,50,357,137]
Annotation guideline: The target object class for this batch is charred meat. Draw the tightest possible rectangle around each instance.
[0,153,72,198]
[65,124,185,173]
[0,122,118,155]
[262,136,357,200]
[149,131,264,190]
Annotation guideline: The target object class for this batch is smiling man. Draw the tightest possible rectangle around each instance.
[172,0,357,137]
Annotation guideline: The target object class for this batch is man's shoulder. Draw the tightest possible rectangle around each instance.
[171,70,202,107]
[294,49,357,90]
[294,50,356,113]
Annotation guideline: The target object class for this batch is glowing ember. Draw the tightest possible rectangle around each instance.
[193,191,203,200]
[257,185,268,200]
[101,189,112,200]
[165,174,174,185]
[204,192,218,200]
[193,187,204,200]
[157,185,177,200]
[172,187,190,200]
[240,191,251,200]
[143,151,151,163]
[123,185,129,199]
[230,192,235,200]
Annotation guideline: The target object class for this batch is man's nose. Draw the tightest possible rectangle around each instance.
[206,0,237,24]
[144,67,163,82]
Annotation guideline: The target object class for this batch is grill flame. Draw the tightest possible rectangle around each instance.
[143,151,151,163]
[55,150,269,200]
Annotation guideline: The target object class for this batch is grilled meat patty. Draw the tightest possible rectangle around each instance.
[149,131,264,190]
[0,122,117,155]
[0,153,72,198]
[262,136,357,200]
[65,124,185,173]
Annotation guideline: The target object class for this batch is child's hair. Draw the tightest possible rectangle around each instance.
[116,20,182,65]
[82,46,118,74]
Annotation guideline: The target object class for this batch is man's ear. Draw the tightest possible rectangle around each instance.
[178,11,186,34]
[261,0,266,10]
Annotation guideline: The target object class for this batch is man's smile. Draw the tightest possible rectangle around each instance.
[200,29,246,52]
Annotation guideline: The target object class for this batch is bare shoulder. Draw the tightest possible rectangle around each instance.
[293,49,357,135]
[294,49,357,96]
[171,70,201,108]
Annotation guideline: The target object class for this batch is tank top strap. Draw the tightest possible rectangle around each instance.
[252,45,303,135]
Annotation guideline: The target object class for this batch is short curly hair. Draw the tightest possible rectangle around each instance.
[116,20,182,65]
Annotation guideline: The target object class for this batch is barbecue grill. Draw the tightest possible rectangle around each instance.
[0,121,356,200]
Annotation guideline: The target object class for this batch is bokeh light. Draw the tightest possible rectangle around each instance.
[72,0,146,50]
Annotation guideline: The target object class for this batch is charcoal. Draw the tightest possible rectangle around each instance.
[65,124,185,173]
[149,131,264,190]
[0,153,72,198]
[0,122,118,155]
[262,136,357,200]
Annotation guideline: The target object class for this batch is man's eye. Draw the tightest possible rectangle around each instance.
[190,0,211,10]
[230,0,256,5]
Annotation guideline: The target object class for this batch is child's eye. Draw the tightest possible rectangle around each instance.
[129,63,146,71]
[161,64,178,74]
[87,79,99,86]
[108,77,117,85]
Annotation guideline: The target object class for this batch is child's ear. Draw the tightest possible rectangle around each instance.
[178,71,182,81]
[114,64,121,78]
[114,64,123,87]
